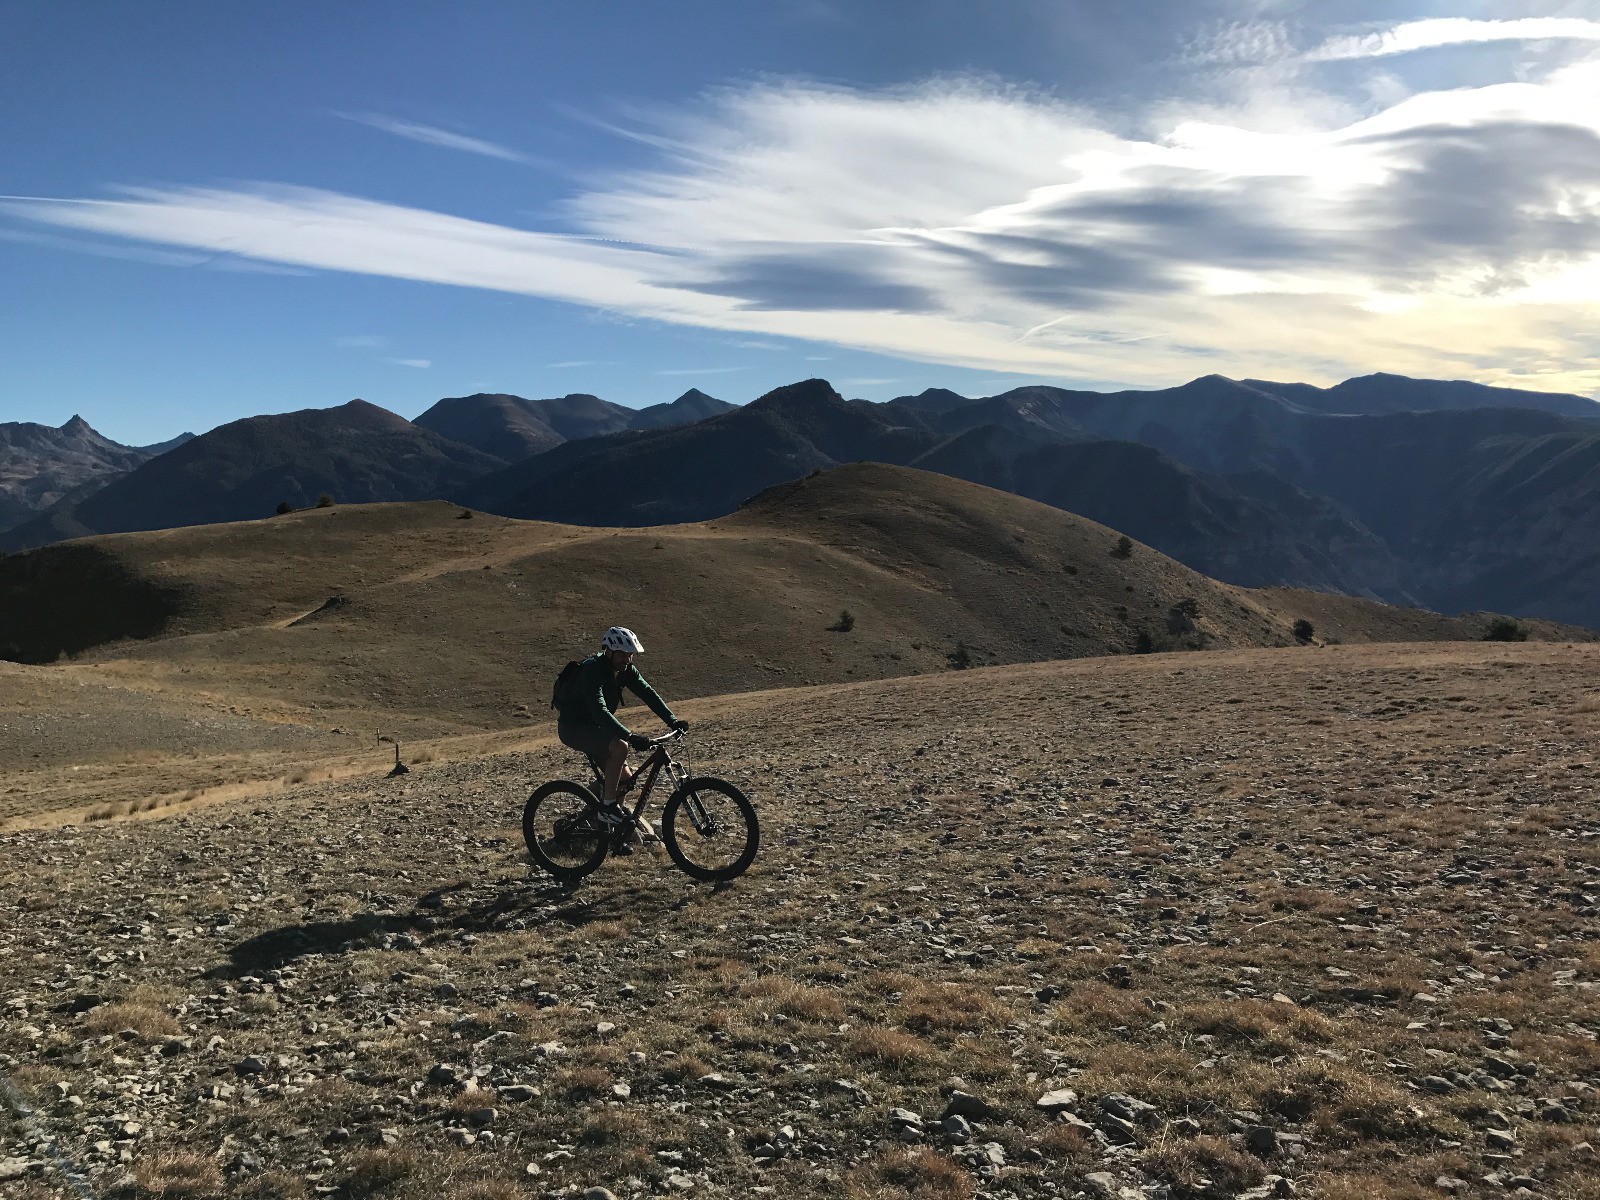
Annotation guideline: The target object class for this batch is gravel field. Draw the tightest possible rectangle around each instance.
[1,643,1598,1200]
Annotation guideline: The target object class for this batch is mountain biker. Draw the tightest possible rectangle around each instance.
[555,627,688,840]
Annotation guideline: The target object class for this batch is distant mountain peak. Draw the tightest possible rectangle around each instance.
[673,388,719,404]
[748,378,845,411]
[59,414,97,435]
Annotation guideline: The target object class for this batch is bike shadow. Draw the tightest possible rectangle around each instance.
[218,867,706,975]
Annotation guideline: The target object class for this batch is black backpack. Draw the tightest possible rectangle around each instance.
[551,659,582,710]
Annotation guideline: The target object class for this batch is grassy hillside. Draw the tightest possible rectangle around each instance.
[0,465,1583,754]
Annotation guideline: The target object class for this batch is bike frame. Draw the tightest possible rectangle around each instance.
[586,731,688,819]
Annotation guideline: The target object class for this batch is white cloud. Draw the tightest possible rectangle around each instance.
[1307,17,1600,62]
[338,112,526,161]
[10,68,1600,394]
[656,366,747,376]
[385,358,431,368]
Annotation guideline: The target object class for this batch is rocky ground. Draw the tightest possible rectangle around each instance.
[2,642,1598,1200]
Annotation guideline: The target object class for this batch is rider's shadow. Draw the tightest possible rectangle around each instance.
[216,873,683,974]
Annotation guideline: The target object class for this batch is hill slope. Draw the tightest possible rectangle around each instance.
[908,426,1408,597]
[0,465,1580,744]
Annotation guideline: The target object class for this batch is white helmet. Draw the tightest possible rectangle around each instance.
[602,626,645,654]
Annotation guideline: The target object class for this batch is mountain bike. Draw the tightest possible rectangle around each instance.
[522,729,759,884]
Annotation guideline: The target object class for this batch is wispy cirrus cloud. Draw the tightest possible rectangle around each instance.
[385,357,431,368]
[1307,17,1600,62]
[9,49,1600,395]
[337,112,525,161]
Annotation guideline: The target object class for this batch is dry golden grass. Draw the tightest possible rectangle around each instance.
[845,1147,975,1200]
[578,1108,650,1147]
[739,973,846,1021]
[1053,980,1147,1030]
[657,1053,712,1083]
[341,1149,420,1197]
[84,1001,182,1040]
[896,980,1010,1034]
[849,1024,938,1066]
[1143,1134,1264,1198]
[1035,1121,1096,1165]
[1179,998,1336,1052]
[133,1152,223,1198]
[553,1065,611,1098]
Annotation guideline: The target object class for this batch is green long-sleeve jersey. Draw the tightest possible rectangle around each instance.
[555,653,676,740]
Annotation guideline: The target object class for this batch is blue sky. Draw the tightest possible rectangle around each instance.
[5,2,1600,444]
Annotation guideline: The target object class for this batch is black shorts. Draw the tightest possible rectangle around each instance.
[557,720,618,767]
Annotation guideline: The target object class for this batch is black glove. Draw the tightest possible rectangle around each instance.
[669,718,689,732]
[627,733,654,751]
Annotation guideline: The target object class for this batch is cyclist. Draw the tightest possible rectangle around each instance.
[555,627,688,841]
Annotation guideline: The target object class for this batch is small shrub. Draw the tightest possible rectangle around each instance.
[274,501,293,515]
[1172,596,1200,618]
[457,508,473,519]
[1134,630,1156,654]
[1483,616,1528,642]
[831,608,856,633]
[1293,618,1315,643]
[1111,534,1134,558]
[316,493,335,508]
[947,641,972,669]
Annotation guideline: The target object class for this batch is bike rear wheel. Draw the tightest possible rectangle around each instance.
[523,780,610,880]
[661,777,759,882]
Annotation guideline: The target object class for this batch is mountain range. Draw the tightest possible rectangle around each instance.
[4,373,1597,627]
[0,416,191,536]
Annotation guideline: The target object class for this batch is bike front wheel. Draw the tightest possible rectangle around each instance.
[661,777,759,882]
[523,780,610,880]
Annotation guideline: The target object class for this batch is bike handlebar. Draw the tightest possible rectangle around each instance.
[650,728,687,746]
